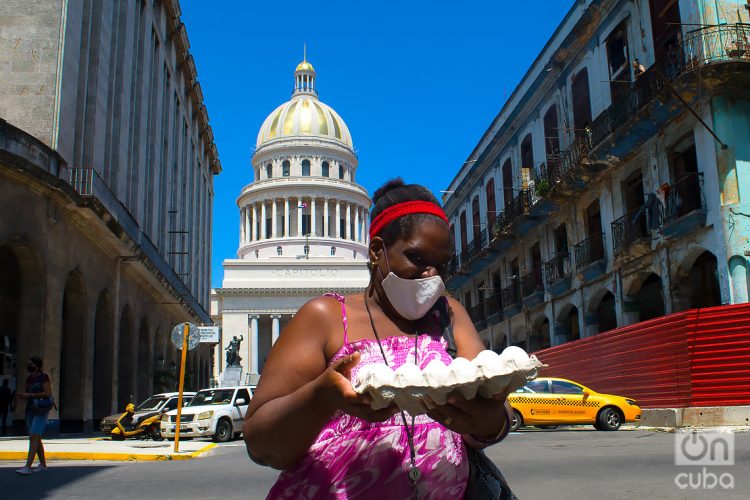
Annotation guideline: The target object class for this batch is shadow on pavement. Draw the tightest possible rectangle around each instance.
[0,464,115,498]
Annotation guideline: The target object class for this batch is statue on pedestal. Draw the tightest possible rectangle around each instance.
[225,335,244,368]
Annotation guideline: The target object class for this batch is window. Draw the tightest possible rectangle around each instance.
[449,224,456,248]
[276,246,282,256]
[622,170,644,215]
[266,164,272,179]
[471,197,480,242]
[525,380,550,393]
[572,69,592,140]
[322,161,329,177]
[302,159,311,176]
[586,200,604,261]
[302,214,311,235]
[648,0,682,61]
[520,134,534,170]
[543,105,560,158]
[338,165,344,180]
[502,159,513,208]
[551,380,584,394]
[606,21,630,101]
[235,389,251,405]
[282,160,290,177]
[486,179,496,227]
[459,211,468,254]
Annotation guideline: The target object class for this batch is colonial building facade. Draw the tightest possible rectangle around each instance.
[443,0,749,353]
[0,0,219,432]
[212,59,371,383]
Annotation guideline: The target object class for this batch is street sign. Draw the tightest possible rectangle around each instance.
[171,322,200,351]
[196,325,220,343]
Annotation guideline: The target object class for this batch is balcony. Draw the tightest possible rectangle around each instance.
[520,268,545,307]
[468,302,487,331]
[660,172,707,239]
[501,280,522,318]
[573,233,607,282]
[544,252,572,297]
[611,209,650,258]
[483,293,504,325]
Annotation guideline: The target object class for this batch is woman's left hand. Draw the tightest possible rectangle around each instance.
[425,390,508,438]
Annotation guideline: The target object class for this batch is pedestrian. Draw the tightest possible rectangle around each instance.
[632,58,646,78]
[244,179,512,499]
[15,356,52,475]
[0,378,14,435]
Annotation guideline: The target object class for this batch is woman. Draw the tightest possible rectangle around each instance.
[16,356,51,475]
[244,179,511,499]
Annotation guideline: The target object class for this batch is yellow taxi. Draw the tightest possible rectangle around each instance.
[508,377,641,431]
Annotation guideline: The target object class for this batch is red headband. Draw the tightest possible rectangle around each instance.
[369,201,448,238]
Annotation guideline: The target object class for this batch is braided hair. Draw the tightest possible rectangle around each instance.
[370,178,445,245]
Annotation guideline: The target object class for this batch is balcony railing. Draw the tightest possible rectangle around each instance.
[611,210,649,255]
[662,172,706,223]
[573,233,606,270]
[465,228,490,261]
[68,168,95,195]
[683,23,750,68]
[521,268,544,297]
[544,252,571,285]
[468,303,486,326]
[447,253,462,277]
[542,136,590,187]
[483,293,503,318]
[501,280,521,308]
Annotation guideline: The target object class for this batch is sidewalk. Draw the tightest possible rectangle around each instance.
[0,436,216,462]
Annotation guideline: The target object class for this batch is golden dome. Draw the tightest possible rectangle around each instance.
[256,96,353,149]
[295,61,315,73]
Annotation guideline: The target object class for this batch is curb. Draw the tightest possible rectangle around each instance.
[0,443,217,462]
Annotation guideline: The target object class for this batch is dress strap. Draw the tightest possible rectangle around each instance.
[323,292,349,345]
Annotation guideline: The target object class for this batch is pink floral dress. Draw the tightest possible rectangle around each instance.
[267,294,468,499]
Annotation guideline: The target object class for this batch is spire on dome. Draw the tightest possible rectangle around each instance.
[294,44,317,97]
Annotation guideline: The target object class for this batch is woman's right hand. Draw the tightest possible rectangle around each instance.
[316,352,398,422]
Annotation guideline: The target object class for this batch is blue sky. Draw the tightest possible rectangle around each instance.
[180,1,575,286]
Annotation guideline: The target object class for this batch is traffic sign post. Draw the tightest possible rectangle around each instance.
[171,322,199,453]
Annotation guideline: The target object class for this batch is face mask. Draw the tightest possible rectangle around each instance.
[378,247,445,320]
[27,364,37,373]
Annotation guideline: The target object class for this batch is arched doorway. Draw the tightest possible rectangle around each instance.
[529,318,550,352]
[93,290,114,425]
[60,271,87,432]
[729,256,749,304]
[596,292,617,333]
[566,306,580,342]
[136,318,151,403]
[0,246,22,387]
[638,274,665,321]
[689,252,721,308]
[117,306,135,409]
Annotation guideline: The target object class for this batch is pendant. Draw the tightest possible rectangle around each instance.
[408,465,421,483]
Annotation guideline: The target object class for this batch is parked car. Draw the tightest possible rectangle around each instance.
[160,386,252,442]
[99,392,195,434]
[508,377,641,431]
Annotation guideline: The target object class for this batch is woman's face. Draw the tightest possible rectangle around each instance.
[371,218,453,282]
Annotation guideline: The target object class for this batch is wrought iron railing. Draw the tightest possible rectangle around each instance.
[544,252,572,285]
[68,168,95,195]
[468,303,486,326]
[501,280,521,308]
[683,23,750,68]
[542,136,590,186]
[662,172,706,223]
[484,293,503,318]
[521,268,545,297]
[611,210,649,255]
[447,253,462,277]
[573,233,606,270]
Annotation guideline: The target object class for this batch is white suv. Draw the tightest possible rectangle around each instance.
[161,386,252,442]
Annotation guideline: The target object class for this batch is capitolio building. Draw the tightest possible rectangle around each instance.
[211,58,371,384]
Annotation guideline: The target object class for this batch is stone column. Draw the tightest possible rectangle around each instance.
[261,201,267,239]
[271,316,280,345]
[354,205,361,242]
[252,204,258,241]
[239,207,245,244]
[323,198,330,237]
[245,206,251,242]
[250,315,259,375]
[271,198,278,238]
[284,198,290,237]
[297,197,303,236]
[335,201,341,238]
[345,201,352,240]
[364,210,370,246]
[311,197,317,236]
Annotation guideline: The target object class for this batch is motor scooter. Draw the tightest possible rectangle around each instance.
[110,402,164,441]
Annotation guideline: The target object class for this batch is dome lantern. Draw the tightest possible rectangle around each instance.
[294,44,316,96]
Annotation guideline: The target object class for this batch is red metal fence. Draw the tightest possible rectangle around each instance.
[533,303,750,408]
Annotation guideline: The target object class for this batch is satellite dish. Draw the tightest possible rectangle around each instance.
[171,322,200,351]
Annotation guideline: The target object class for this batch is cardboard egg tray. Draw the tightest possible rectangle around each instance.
[353,347,545,416]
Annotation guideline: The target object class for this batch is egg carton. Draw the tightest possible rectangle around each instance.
[353,346,545,416]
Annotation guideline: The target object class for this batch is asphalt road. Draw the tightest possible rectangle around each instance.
[1,429,748,499]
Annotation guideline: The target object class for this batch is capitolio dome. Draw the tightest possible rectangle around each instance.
[255,58,353,149]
